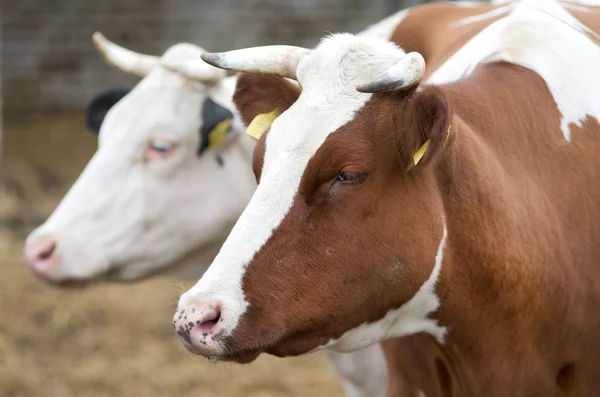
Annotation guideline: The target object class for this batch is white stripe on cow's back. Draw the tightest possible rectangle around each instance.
[449,3,515,27]
[563,3,600,12]
[317,220,448,354]
[563,0,600,6]
[492,1,600,6]
[429,0,600,142]
[179,34,414,336]
[357,1,497,41]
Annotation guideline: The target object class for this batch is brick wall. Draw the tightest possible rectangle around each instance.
[3,0,443,113]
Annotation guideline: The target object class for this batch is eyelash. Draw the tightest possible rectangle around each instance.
[335,171,367,185]
[149,139,174,153]
[144,138,178,161]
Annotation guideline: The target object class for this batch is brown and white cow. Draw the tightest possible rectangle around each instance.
[175,0,600,395]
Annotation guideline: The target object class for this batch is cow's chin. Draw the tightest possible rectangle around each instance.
[32,273,91,289]
[31,262,159,289]
[212,332,332,363]
[31,268,106,289]
[198,343,321,364]
[181,331,329,364]
[180,339,262,364]
[219,351,262,364]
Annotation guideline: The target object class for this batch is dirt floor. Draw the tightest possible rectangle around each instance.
[0,113,345,397]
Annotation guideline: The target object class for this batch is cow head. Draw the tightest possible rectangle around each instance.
[24,33,257,284]
[174,34,453,362]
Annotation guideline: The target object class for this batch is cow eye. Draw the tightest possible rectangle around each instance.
[335,171,367,185]
[146,138,177,159]
[150,139,174,152]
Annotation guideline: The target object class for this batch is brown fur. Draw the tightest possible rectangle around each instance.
[221,2,600,396]
[232,73,300,182]
[390,2,510,78]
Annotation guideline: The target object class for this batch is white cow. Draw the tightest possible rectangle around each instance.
[23,32,390,397]
[24,33,256,282]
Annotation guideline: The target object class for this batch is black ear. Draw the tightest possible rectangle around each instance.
[85,88,131,135]
[198,98,234,155]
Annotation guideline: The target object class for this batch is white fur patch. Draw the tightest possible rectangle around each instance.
[357,1,496,40]
[325,346,388,397]
[319,221,448,353]
[450,3,514,27]
[428,0,600,142]
[563,3,600,12]
[26,44,257,282]
[179,34,415,338]
[563,0,600,6]
[453,1,488,6]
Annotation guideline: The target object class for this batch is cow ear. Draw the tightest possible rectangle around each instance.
[400,87,452,171]
[197,98,234,155]
[232,72,301,137]
[85,88,131,135]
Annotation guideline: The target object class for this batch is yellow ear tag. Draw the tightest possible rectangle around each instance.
[412,124,452,166]
[208,118,232,149]
[413,139,431,166]
[246,109,279,140]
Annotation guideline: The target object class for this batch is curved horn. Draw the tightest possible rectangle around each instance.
[356,52,426,93]
[162,59,226,85]
[92,32,160,78]
[201,45,309,80]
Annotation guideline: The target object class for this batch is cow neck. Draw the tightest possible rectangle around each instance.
[414,63,583,395]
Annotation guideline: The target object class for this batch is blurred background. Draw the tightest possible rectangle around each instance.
[1,0,444,396]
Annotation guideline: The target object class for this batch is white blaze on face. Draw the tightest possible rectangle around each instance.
[179,34,415,337]
[26,43,257,282]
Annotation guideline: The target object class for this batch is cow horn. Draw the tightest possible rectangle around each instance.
[201,46,310,80]
[356,52,426,93]
[92,32,160,78]
[162,59,226,85]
